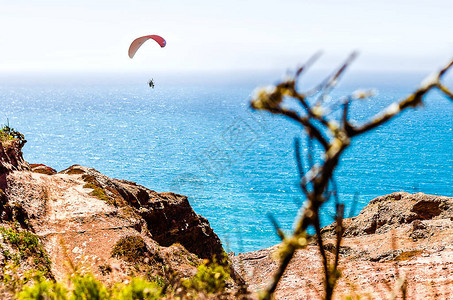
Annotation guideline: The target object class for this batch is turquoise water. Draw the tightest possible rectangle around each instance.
[0,71,452,253]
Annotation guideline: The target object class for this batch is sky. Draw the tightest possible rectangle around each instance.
[0,0,452,73]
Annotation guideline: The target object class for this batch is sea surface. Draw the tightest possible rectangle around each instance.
[0,70,452,253]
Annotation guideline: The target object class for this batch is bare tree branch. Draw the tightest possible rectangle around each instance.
[251,55,453,300]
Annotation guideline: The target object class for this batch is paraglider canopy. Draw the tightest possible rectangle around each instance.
[128,35,166,59]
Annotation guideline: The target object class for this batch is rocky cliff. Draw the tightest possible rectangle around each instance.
[0,136,246,298]
[233,192,453,299]
[0,137,29,191]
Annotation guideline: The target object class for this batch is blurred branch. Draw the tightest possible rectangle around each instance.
[251,54,453,300]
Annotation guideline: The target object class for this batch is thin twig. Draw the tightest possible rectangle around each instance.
[268,213,286,241]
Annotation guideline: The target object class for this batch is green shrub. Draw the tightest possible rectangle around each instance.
[0,124,25,146]
[70,273,109,300]
[16,273,165,300]
[17,274,67,300]
[146,275,166,288]
[111,236,147,263]
[182,260,230,294]
[112,277,162,300]
[0,126,14,143]
[10,264,231,299]
[0,227,52,277]
[1,263,34,295]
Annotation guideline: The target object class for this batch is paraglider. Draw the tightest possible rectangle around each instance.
[128,35,166,59]
[129,35,166,88]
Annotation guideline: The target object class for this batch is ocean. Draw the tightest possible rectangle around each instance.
[0,70,452,253]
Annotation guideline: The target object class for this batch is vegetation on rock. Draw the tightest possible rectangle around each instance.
[82,174,112,203]
[0,125,25,148]
[182,259,231,295]
[0,226,52,278]
[7,262,233,299]
[111,236,148,263]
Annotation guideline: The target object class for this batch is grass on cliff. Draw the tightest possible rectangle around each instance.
[8,259,230,299]
[81,174,129,208]
[15,273,162,300]
[182,259,230,295]
[0,125,25,147]
[0,226,52,278]
[82,174,111,203]
[0,126,15,144]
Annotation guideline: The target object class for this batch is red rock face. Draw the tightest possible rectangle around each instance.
[0,139,29,190]
[324,192,453,237]
[0,140,29,172]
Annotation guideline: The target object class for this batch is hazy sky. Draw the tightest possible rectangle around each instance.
[1,0,452,72]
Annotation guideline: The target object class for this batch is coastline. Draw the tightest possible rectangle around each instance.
[1,135,452,299]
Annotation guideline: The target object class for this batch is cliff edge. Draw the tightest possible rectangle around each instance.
[0,133,246,299]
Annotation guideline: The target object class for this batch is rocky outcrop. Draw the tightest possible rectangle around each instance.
[234,192,453,299]
[30,164,57,175]
[321,192,453,237]
[57,164,224,260]
[0,139,243,297]
[0,139,29,174]
[0,139,29,191]
[1,165,225,281]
